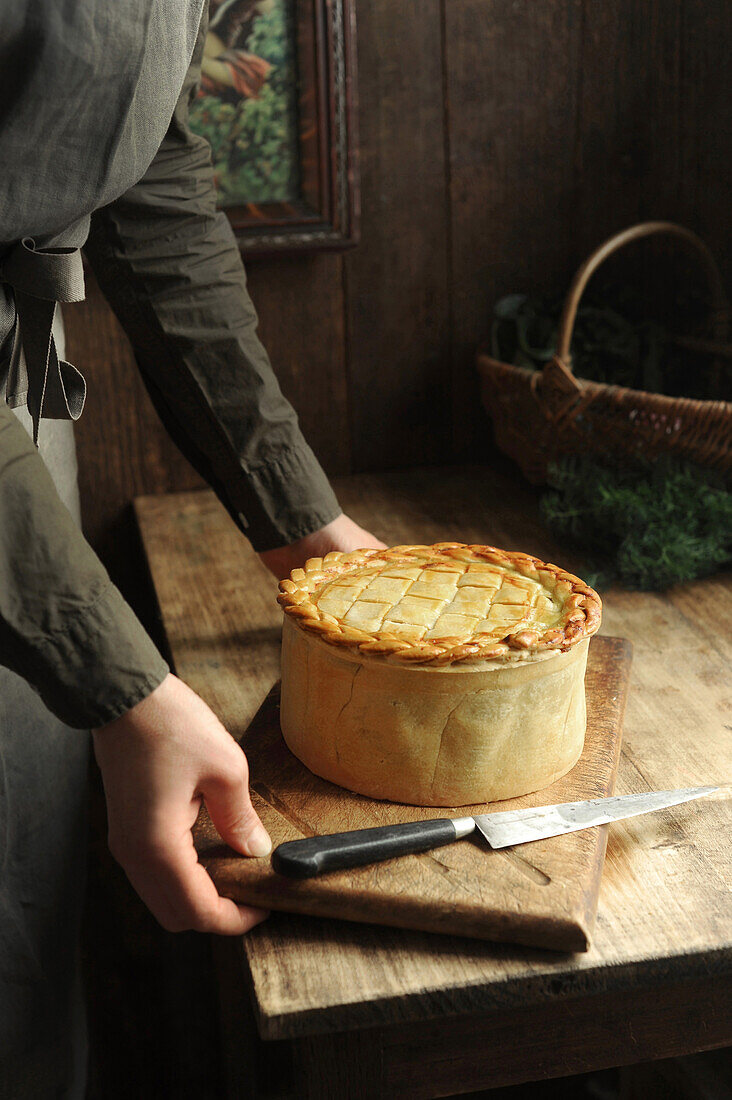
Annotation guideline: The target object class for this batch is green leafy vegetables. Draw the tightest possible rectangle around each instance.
[490,288,731,589]
[541,456,731,590]
[491,285,727,400]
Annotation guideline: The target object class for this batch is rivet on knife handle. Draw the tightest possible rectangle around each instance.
[271,818,476,878]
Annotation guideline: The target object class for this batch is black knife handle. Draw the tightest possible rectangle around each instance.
[271,818,460,878]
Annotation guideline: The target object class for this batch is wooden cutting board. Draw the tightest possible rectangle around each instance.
[196,634,632,952]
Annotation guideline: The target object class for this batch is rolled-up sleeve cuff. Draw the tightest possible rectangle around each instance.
[223,441,342,553]
[30,582,170,730]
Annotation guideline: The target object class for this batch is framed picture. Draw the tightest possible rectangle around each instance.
[190,0,359,254]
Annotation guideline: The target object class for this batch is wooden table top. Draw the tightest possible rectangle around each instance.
[135,464,731,1043]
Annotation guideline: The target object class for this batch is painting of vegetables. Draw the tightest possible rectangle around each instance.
[190,0,300,206]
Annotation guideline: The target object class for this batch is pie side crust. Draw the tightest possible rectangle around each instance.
[277,544,602,805]
[278,543,602,667]
[279,617,591,805]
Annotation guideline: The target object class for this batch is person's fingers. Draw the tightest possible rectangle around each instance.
[353,525,387,550]
[116,829,270,935]
[201,756,272,858]
[94,674,274,933]
[258,513,387,577]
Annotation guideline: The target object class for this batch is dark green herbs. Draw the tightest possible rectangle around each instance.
[541,455,732,591]
[490,285,731,588]
[490,285,728,401]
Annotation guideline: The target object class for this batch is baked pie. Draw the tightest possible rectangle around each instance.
[277,543,602,806]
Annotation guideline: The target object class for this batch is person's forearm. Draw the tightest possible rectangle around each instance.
[84,14,341,553]
[0,402,169,728]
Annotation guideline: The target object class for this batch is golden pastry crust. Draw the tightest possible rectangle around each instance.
[277,543,601,667]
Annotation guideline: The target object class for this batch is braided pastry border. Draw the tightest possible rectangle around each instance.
[277,543,602,666]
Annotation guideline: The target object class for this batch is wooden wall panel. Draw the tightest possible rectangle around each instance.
[570,2,684,328]
[678,0,732,287]
[344,0,451,471]
[572,1,654,249]
[444,0,583,457]
[564,0,731,337]
[245,253,351,476]
[66,0,732,566]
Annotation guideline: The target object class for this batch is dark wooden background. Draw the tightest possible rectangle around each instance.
[67,0,731,593]
[68,2,730,1095]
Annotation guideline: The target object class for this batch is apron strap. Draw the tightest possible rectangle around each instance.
[0,238,87,445]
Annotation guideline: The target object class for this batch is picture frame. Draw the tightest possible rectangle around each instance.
[191,0,359,255]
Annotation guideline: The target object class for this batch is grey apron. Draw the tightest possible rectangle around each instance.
[0,310,90,1099]
[0,6,206,1093]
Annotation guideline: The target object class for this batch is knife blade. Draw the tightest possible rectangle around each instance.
[270,787,717,878]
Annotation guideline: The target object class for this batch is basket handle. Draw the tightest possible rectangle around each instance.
[554,221,730,366]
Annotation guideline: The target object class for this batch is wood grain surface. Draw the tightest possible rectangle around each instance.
[344,0,451,471]
[194,634,630,952]
[444,0,583,459]
[70,2,732,589]
[277,976,732,1099]
[134,465,732,1043]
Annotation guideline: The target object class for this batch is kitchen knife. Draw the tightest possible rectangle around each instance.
[270,787,717,878]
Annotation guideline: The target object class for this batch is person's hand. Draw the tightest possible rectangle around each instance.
[92,673,271,935]
[259,513,386,579]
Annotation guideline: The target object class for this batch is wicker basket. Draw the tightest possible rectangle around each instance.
[477,221,732,483]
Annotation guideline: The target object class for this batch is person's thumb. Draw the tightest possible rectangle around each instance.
[202,767,272,858]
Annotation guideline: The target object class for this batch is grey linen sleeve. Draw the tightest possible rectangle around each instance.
[84,20,341,553]
[0,402,169,729]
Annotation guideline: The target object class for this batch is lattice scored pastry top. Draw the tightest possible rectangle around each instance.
[278,543,602,666]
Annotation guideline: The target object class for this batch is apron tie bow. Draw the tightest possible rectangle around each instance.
[0,237,87,445]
